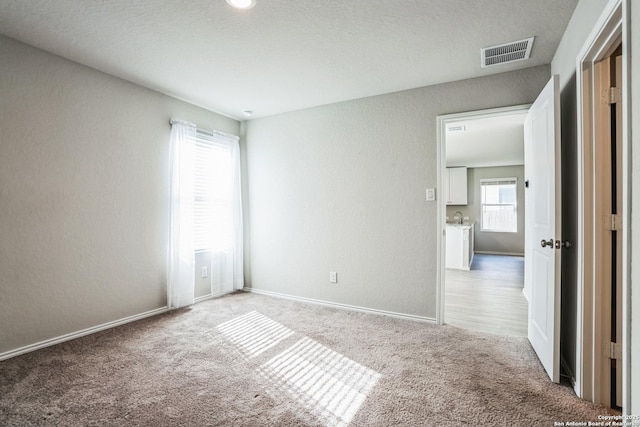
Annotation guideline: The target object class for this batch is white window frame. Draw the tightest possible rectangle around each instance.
[480,177,518,233]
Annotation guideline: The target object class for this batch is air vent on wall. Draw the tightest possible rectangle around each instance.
[481,37,535,68]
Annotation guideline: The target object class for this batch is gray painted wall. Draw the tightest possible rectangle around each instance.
[244,66,550,319]
[446,166,525,255]
[194,251,212,299]
[0,36,239,355]
[558,72,579,384]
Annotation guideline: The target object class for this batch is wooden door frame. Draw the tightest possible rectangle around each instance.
[435,104,531,324]
[575,0,631,411]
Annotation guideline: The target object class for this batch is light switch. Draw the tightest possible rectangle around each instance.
[426,188,436,201]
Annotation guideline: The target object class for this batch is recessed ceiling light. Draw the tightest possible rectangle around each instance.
[226,0,255,9]
[242,110,253,117]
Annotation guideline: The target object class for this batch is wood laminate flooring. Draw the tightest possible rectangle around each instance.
[444,254,528,337]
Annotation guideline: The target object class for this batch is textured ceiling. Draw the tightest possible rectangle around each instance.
[446,113,527,168]
[0,0,578,120]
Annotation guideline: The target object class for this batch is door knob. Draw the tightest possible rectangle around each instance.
[541,239,554,248]
[556,240,571,249]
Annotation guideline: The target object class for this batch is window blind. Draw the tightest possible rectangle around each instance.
[193,131,233,252]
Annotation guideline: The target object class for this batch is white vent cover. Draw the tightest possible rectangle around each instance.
[481,37,535,68]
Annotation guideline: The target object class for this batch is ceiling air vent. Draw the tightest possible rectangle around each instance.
[481,37,535,68]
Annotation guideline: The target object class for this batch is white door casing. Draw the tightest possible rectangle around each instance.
[436,105,531,325]
[524,75,562,383]
[573,0,629,409]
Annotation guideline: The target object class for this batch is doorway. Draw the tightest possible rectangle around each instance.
[436,105,530,337]
[575,0,629,411]
[593,43,623,410]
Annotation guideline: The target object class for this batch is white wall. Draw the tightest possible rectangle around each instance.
[552,0,612,89]
[0,36,239,356]
[244,66,550,319]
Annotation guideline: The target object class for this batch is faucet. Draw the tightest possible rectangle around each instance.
[453,211,463,224]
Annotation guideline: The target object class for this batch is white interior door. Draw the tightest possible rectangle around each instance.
[524,75,561,383]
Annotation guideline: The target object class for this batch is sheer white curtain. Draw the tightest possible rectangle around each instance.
[167,120,197,309]
[207,131,244,295]
[168,121,244,309]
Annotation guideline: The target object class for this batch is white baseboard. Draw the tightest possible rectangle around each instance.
[474,251,525,257]
[242,287,437,323]
[1,289,434,361]
[195,294,214,303]
[194,290,239,304]
[0,306,169,362]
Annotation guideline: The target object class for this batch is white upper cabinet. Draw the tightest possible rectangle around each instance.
[444,167,467,205]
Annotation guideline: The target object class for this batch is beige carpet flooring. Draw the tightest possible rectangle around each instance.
[0,291,614,426]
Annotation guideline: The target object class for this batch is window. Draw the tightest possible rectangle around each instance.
[480,178,517,233]
[194,130,233,253]
[168,121,243,309]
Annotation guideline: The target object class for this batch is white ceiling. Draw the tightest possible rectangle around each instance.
[446,113,527,168]
[0,0,578,120]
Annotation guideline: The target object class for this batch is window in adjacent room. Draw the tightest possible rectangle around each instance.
[480,178,517,233]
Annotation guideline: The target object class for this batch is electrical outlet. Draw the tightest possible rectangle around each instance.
[329,272,337,283]
[201,267,208,278]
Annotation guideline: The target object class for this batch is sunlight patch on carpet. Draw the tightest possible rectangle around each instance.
[217,311,294,359]
[257,336,381,427]
[218,312,381,426]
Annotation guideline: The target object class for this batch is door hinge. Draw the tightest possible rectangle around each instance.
[609,214,622,231]
[603,87,622,105]
[606,342,622,360]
